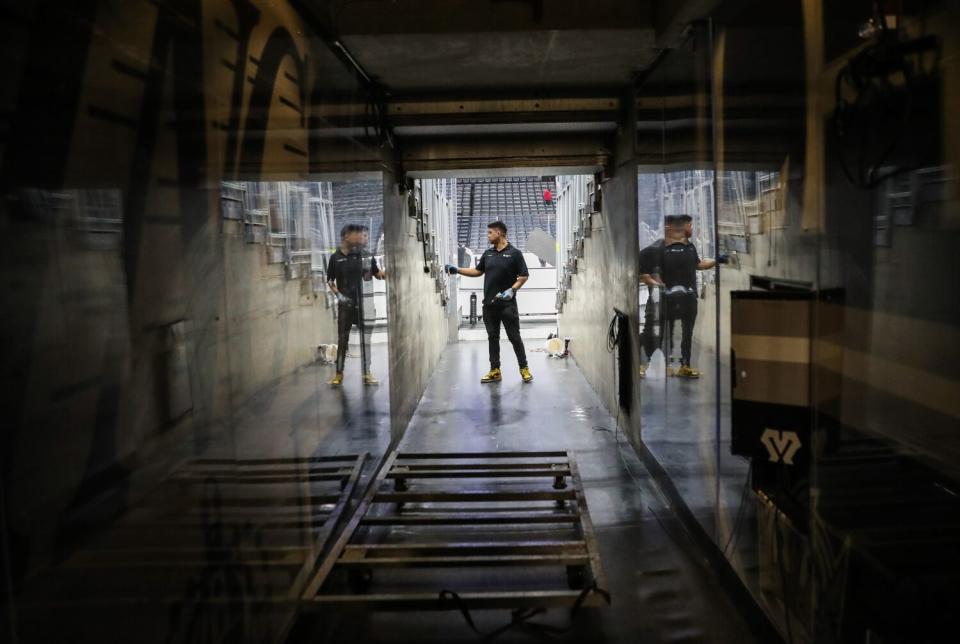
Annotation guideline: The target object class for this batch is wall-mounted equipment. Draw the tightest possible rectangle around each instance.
[832,26,941,188]
[407,191,418,218]
[609,308,632,414]
[581,210,592,238]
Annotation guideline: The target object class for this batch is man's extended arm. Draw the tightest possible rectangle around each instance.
[447,265,483,277]
[640,273,664,287]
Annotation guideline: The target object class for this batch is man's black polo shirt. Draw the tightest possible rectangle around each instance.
[476,243,528,306]
[661,241,699,290]
[326,248,379,300]
[639,239,665,277]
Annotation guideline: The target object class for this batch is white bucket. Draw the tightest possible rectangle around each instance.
[646,348,666,379]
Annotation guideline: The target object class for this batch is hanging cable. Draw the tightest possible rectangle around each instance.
[606,311,621,352]
[721,460,755,557]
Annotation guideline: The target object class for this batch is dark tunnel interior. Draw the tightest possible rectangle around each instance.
[1,1,959,642]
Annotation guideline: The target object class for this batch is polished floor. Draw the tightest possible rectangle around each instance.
[641,340,753,533]
[10,343,394,644]
[11,338,764,643]
[303,340,762,643]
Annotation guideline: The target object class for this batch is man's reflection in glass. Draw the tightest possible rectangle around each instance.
[639,214,723,379]
[326,224,385,386]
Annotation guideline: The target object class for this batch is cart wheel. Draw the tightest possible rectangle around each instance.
[347,567,373,594]
[566,565,586,590]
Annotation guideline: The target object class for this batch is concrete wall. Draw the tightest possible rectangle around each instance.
[0,0,340,579]
[383,173,450,441]
[558,97,644,443]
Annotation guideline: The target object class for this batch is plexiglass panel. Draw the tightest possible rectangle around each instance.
[637,22,722,542]
[0,3,400,640]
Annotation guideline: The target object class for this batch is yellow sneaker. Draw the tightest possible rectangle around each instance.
[329,372,343,386]
[481,368,502,383]
[677,365,701,379]
[363,372,379,386]
[520,366,533,383]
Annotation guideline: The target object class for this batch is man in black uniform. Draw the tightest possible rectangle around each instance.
[639,214,720,378]
[446,221,533,383]
[326,223,385,386]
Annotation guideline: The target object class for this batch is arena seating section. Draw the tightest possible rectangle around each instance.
[331,177,557,255]
[456,177,557,252]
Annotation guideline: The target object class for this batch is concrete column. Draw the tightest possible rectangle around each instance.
[383,171,449,442]
[558,87,643,443]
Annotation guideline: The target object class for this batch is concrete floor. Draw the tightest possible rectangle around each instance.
[304,340,762,643]
[211,341,392,462]
[641,341,751,536]
[10,343,395,644]
[12,338,765,644]
[640,336,764,629]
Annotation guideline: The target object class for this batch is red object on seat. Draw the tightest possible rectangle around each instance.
[543,188,552,202]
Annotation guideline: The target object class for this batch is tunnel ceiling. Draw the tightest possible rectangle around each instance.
[294,0,724,173]
[337,30,658,93]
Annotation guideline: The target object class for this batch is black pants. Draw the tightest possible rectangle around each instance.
[336,302,372,373]
[483,302,527,369]
[663,292,697,367]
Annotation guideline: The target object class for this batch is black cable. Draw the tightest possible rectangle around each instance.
[771,459,811,644]
[810,511,851,644]
[721,460,754,557]
[607,311,621,352]
[773,504,796,644]
[592,400,644,493]
[440,582,610,640]
[603,307,646,484]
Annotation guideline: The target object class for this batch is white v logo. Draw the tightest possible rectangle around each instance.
[760,429,802,465]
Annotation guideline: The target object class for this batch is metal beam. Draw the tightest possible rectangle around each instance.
[399,133,611,172]
[326,0,658,34]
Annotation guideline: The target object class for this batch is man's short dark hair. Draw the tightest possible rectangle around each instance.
[340,223,368,239]
[488,221,507,235]
[664,214,693,227]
